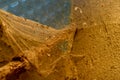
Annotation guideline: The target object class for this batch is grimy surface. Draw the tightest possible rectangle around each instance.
[0,0,71,29]
[71,0,120,80]
[0,0,120,80]
[0,9,77,80]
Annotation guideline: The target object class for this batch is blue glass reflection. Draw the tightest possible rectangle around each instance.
[0,0,71,29]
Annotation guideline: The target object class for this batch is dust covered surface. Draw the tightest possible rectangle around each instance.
[71,0,120,80]
[0,8,77,80]
[0,0,120,80]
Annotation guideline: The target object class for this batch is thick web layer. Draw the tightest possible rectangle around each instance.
[0,0,71,29]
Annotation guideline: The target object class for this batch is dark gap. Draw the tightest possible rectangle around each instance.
[0,23,3,38]
[12,56,23,62]
[6,66,26,80]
